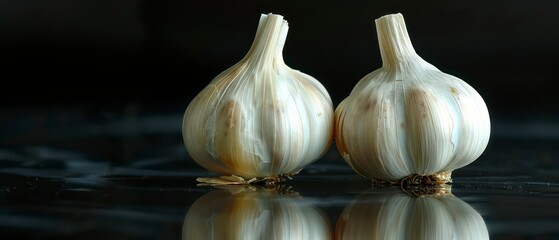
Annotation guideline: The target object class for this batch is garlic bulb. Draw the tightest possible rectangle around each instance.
[182,13,333,181]
[335,189,489,240]
[334,13,490,183]
[182,186,332,240]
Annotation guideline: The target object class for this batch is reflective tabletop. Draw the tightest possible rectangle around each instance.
[1,106,558,239]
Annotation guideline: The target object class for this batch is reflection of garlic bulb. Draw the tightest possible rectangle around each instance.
[182,186,332,240]
[335,13,490,183]
[182,13,334,180]
[335,189,489,240]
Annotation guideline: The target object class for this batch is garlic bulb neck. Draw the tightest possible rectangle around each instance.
[376,13,425,69]
[244,13,288,68]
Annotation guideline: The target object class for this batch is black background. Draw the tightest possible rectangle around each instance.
[1,0,558,123]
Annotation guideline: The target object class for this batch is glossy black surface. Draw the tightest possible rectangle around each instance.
[1,107,558,239]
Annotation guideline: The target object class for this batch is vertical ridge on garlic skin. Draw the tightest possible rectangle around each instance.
[183,13,333,181]
[444,75,491,171]
[334,13,490,183]
[405,87,454,175]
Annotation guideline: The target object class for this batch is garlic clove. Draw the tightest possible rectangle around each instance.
[183,13,334,182]
[334,13,491,183]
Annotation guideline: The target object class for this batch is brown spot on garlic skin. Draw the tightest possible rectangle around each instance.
[215,100,250,176]
[449,86,460,100]
[408,89,430,119]
[221,101,241,131]
[268,101,285,114]
[361,98,377,111]
[450,87,458,94]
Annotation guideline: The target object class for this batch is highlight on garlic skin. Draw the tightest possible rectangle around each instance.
[335,189,489,240]
[182,186,332,240]
[182,13,334,183]
[334,13,491,184]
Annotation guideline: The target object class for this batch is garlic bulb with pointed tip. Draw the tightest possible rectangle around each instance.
[334,13,490,183]
[182,13,334,181]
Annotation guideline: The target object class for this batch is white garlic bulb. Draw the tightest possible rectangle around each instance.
[182,186,332,240]
[334,13,490,183]
[182,13,333,181]
[335,189,489,240]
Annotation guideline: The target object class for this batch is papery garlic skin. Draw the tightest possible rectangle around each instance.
[183,13,333,179]
[335,13,490,182]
